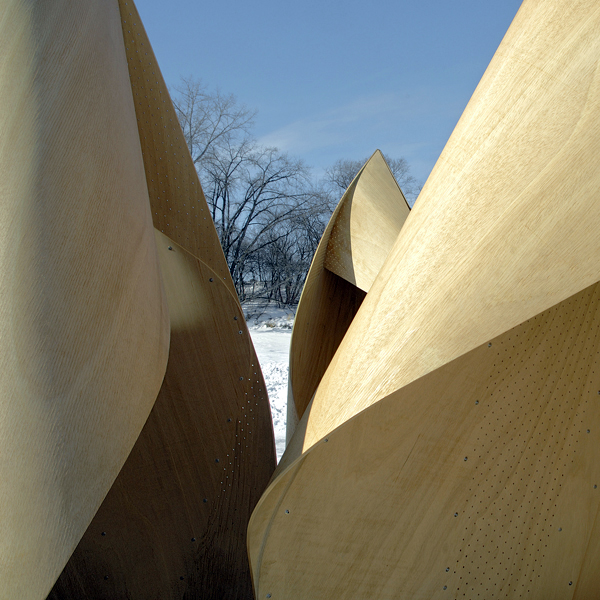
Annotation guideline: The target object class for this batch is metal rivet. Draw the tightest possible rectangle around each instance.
[180,576,184,581]
[191,537,196,542]
[209,278,213,282]
[203,498,208,503]
[464,457,468,461]
[475,400,479,405]
[587,429,591,433]
[234,316,238,320]
[215,458,219,463]
[324,438,328,442]
[104,576,109,580]
[266,595,272,599]
[488,343,492,347]
[227,418,232,422]
[569,582,573,586]
[446,567,450,572]
[558,527,562,531]
[238,330,243,334]
[443,586,447,590]
[594,485,598,489]
[167,246,173,251]
[454,513,458,517]
[101,532,106,536]
[285,509,290,514]
[239,377,244,381]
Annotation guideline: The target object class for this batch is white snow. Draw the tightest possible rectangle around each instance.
[244,302,295,461]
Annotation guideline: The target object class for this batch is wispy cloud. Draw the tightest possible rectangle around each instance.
[257,87,466,183]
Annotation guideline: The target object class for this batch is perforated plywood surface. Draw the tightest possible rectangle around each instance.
[250,283,600,599]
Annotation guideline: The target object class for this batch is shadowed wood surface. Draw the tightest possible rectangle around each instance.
[118,0,237,299]
[287,151,408,439]
[49,232,276,600]
[0,2,169,599]
[250,0,600,597]
[47,1,276,597]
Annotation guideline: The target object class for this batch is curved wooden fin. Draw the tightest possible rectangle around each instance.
[302,0,600,451]
[251,0,600,597]
[0,2,169,598]
[48,231,276,600]
[117,0,237,300]
[250,281,600,598]
[287,151,409,439]
[323,150,410,292]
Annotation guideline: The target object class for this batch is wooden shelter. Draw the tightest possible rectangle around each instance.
[0,2,275,599]
[249,1,600,597]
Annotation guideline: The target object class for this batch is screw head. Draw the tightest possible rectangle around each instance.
[443,586,447,590]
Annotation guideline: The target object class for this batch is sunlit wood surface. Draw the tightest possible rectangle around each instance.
[287,151,409,440]
[46,1,276,598]
[0,2,169,599]
[249,1,600,597]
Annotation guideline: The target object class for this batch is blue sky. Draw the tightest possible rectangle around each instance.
[135,0,523,186]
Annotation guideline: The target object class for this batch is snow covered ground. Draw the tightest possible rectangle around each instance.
[244,302,295,461]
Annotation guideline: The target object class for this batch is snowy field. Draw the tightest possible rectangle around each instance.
[244,302,295,461]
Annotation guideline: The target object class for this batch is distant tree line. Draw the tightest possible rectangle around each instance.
[172,77,421,306]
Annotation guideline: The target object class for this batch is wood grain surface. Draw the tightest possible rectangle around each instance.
[47,1,276,597]
[250,0,600,597]
[118,0,237,299]
[287,151,409,439]
[250,282,600,599]
[49,232,276,600]
[0,2,170,599]
[303,0,600,451]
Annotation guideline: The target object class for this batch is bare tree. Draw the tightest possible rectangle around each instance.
[172,77,421,305]
[172,76,255,166]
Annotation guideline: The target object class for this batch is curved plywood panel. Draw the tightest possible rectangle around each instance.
[250,0,600,597]
[118,0,236,298]
[287,151,409,438]
[301,0,600,451]
[250,281,600,598]
[0,2,169,599]
[323,151,410,291]
[49,231,275,600]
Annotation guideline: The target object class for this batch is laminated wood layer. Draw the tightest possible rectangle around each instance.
[49,232,276,600]
[250,282,600,599]
[0,2,169,598]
